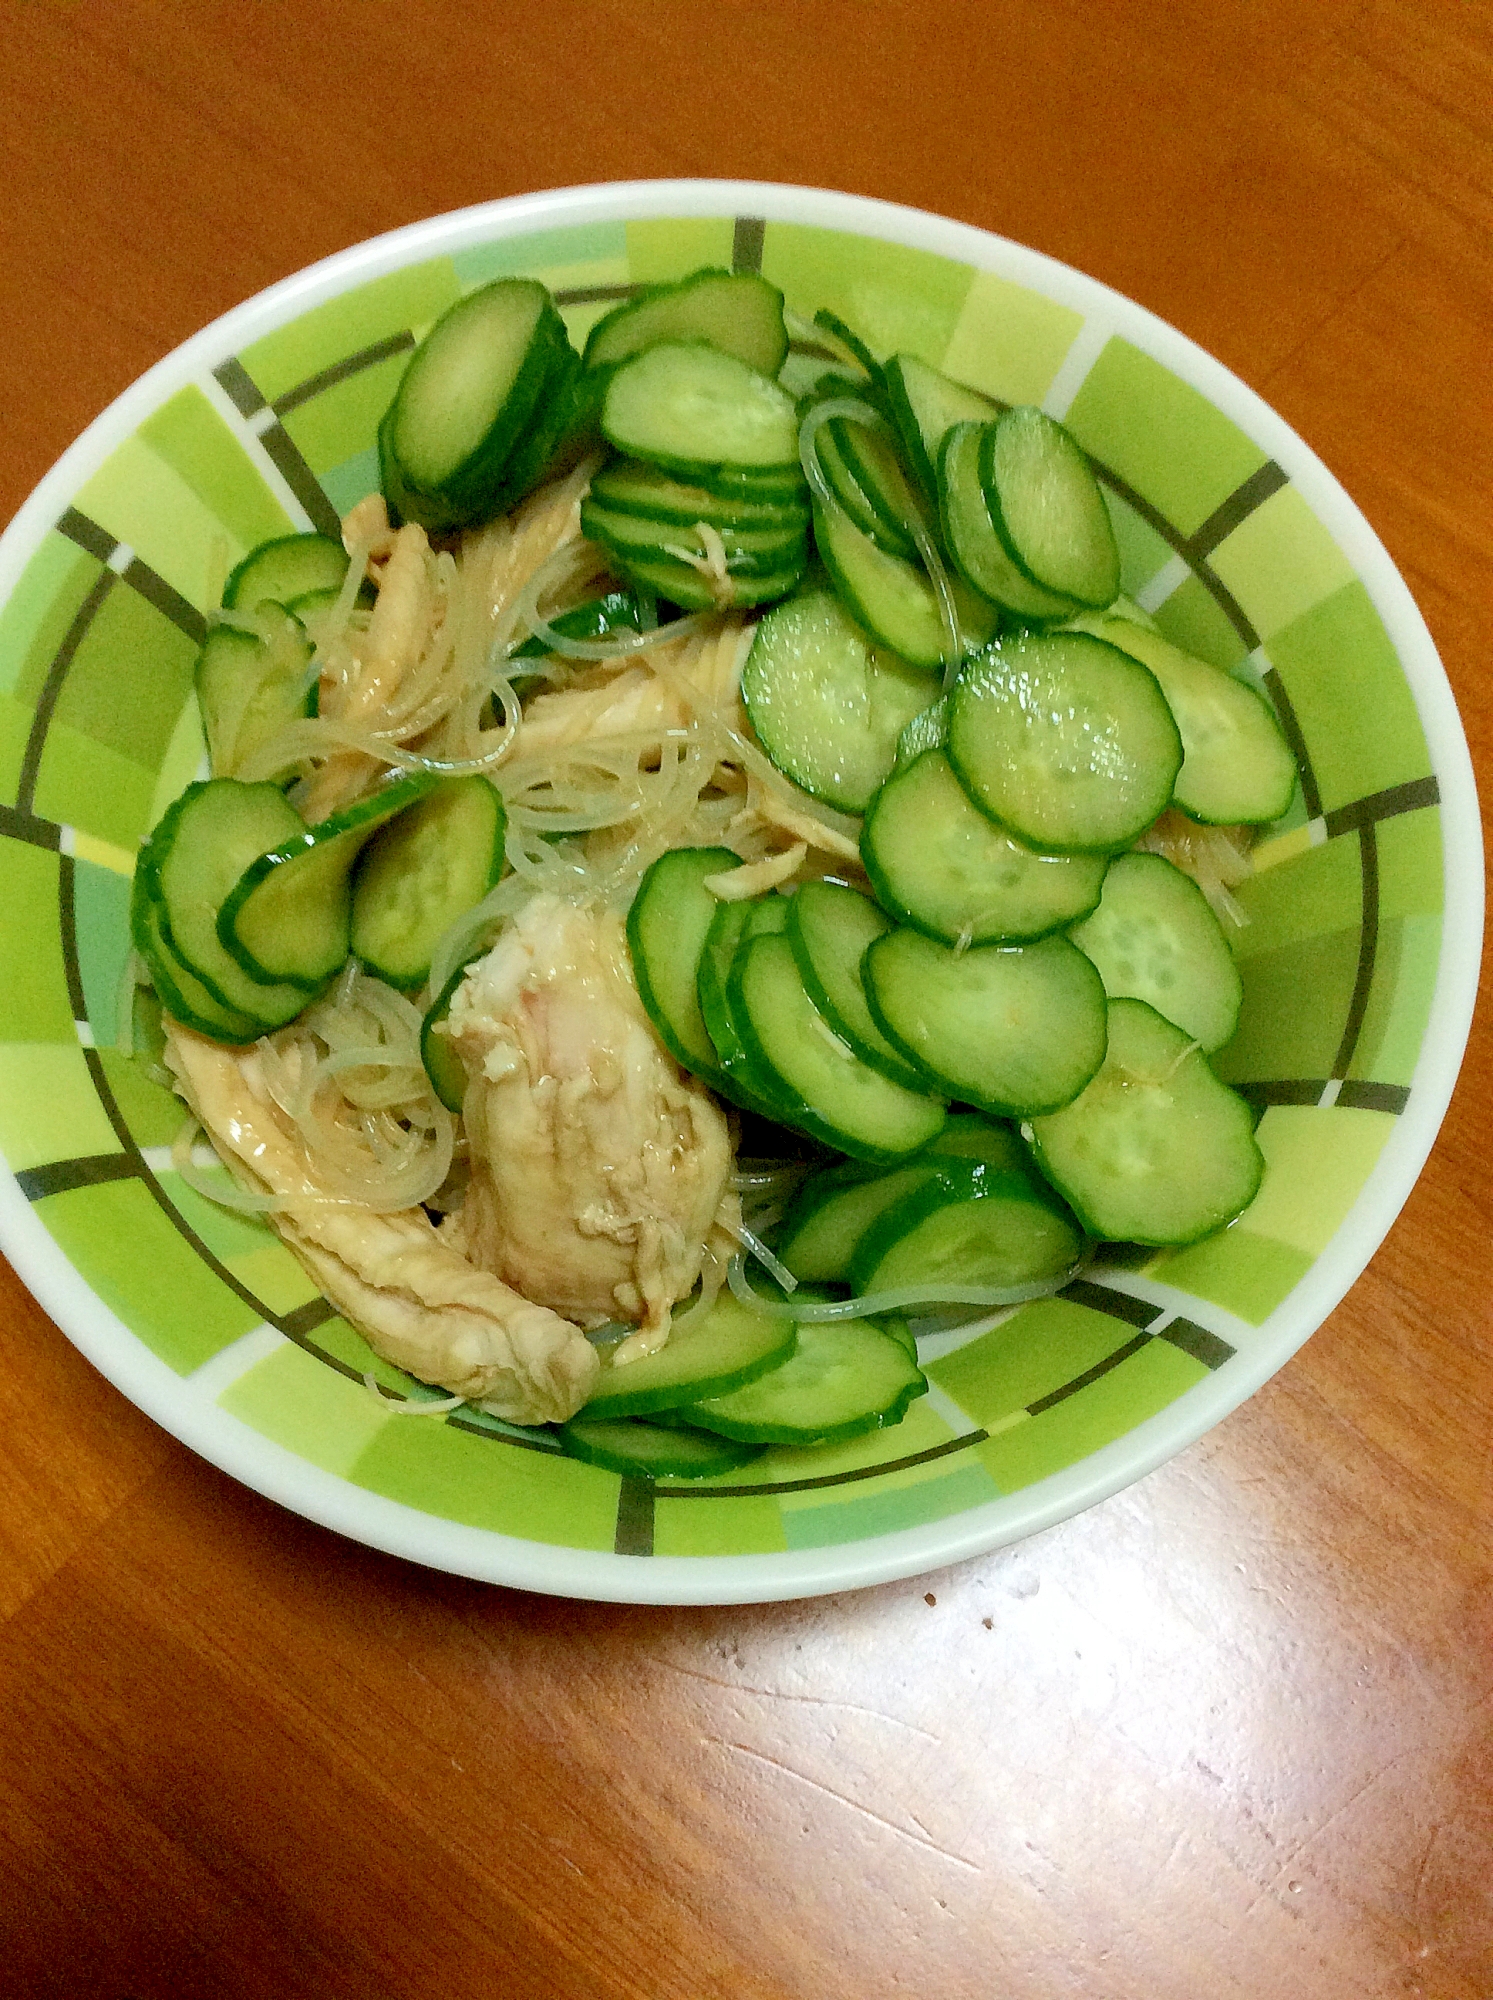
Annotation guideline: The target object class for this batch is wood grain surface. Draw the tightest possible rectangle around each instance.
[1,2,1489,1995]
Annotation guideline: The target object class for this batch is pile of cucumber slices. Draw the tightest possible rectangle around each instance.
[131,261,1302,1476]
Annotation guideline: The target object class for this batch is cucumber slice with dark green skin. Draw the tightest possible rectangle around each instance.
[285,582,374,627]
[776,1159,945,1283]
[130,863,263,1046]
[581,1290,797,1419]
[348,775,506,991]
[419,956,481,1112]
[691,460,810,506]
[601,342,800,479]
[1063,612,1297,825]
[883,353,1002,503]
[383,279,571,529]
[1028,998,1264,1244]
[220,771,440,991]
[145,780,313,1028]
[222,533,350,612]
[813,500,1000,670]
[697,896,796,1117]
[979,407,1120,609]
[195,608,315,780]
[861,749,1109,945]
[813,309,883,387]
[863,928,1108,1118]
[938,422,1080,621]
[924,1111,1029,1174]
[510,590,644,660]
[486,343,585,515]
[810,415,904,552]
[588,458,808,533]
[948,632,1183,854]
[740,589,933,814]
[893,697,948,771]
[626,845,742,1086]
[601,546,807,614]
[729,932,947,1162]
[584,269,789,377]
[1067,850,1243,1053]
[785,879,925,1090]
[831,415,936,560]
[849,1157,1083,1295]
[581,497,809,581]
[677,1317,926,1447]
[557,1415,765,1480]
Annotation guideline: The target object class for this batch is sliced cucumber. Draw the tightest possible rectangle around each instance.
[883,353,1002,502]
[627,845,742,1085]
[861,748,1109,945]
[813,418,914,556]
[980,406,1119,609]
[580,1289,797,1419]
[581,496,808,583]
[420,955,480,1112]
[925,1110,1029,1174]
[130,864,262,1046]
[487,343,586,514]
[1028,997,1264,1244]
[776,1159,943,1283]
[599,547,805,615]
[1067,850,1243,1053]
[893,697,948,771]
[678,1316,926,1447]
[220,772,440,991]
[692,460,810,505]
[510,590,643,659]
[821,413,934,561]
[697,894,795,1117]
[584,269,789,377]
[222,534,349,613]
[729,932,947,1162]
[785,878,924,1091]
[1064,612,1297,825]
[382,279,571,529]
[601,342,800,479]
[938,422,1080,621]
[195,607,315,780]
[145,780,313,1028]
[813,500,999,670]
[588,458,807,533]
[557,1415,764,1479]
[948,631,1183,853]
[813,309,883,386]
[849,1156,1083,1295]
[864,928,1108,1117]
[741,589,933,813]
[349,775,506,991]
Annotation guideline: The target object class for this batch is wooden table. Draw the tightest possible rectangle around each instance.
[2,3,1489,1994]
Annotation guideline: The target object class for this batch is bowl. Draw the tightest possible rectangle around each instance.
[0,180,1479,1604]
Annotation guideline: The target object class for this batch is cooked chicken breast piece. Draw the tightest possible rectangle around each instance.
[445,891,737,1357]
[164,1021,599,1425]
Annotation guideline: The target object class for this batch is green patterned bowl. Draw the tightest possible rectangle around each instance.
[0,183,1479,1603]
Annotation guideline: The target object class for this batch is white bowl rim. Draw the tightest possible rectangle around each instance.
[0,178,1481,1604]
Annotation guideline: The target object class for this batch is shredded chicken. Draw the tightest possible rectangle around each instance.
[728,768,863,865]
[445,891,738,1361]
[705,843,807,900]
[513,622,745,761]
[299,523,442,822]
[341,493,397,565]
[164,1021,599,1424]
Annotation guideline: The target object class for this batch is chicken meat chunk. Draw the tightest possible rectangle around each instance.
[164,1021,599,1424]
[444,891,737,1359]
